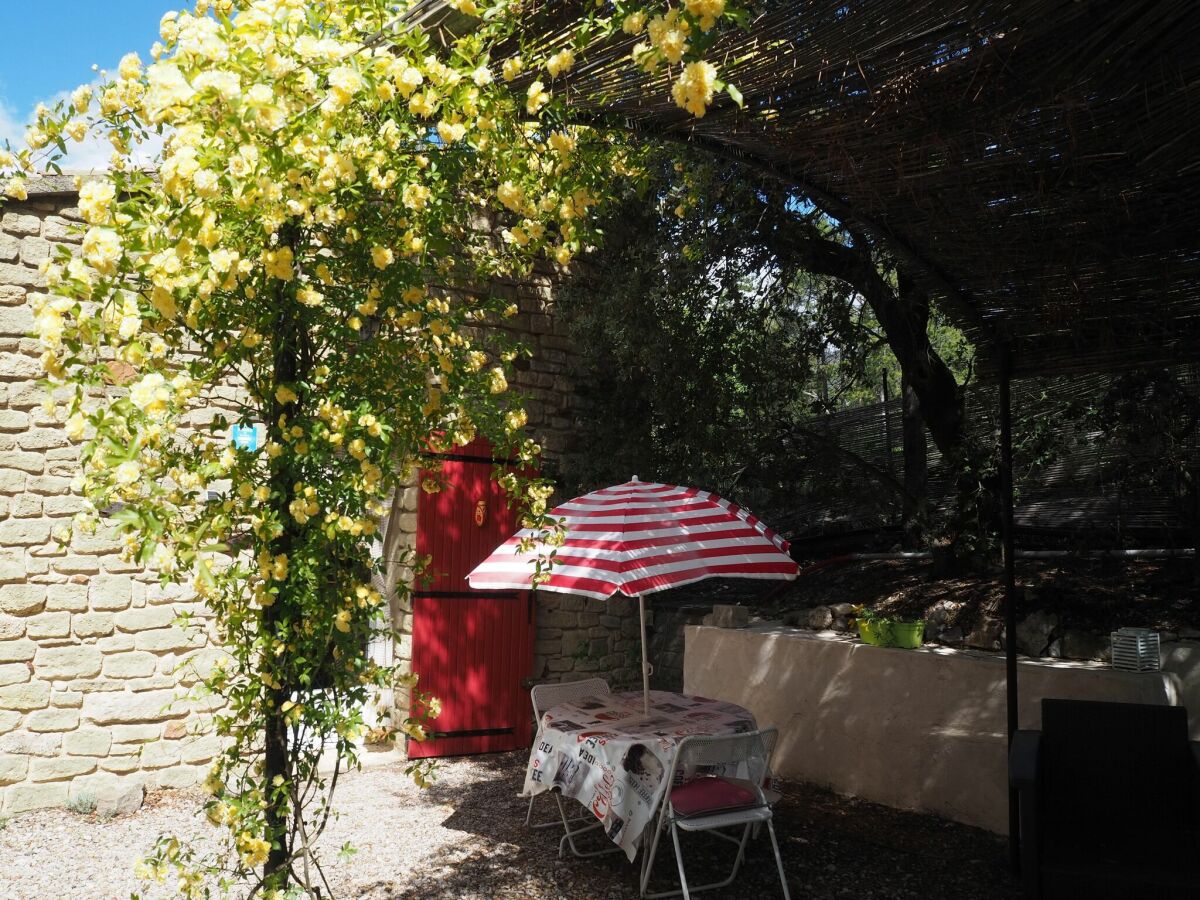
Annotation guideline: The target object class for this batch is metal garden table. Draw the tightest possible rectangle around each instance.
[522,689,757,860]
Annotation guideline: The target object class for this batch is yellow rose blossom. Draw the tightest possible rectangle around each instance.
[526,80,550,115]
[648,9,690,64]
[65,413,86,442]
[497,181,526,213]
[623,10,648,33]
[327,65,362,102]
[130,372,172,417]
[263,246,294,281]
[370,245,394,269]
[114,460,141,485]
[408,90,437,118]
[548,131,576,156]
[237,833,271,869]
[297,285,324,307]
[684,0,727,30]
[118,52,143,81]
[436,119,466,143]
[502,56,524,81]
[82,227,122,276]
[3,179,27,202]
[402,182,431,210]
[71,84,92,113]
[671,60,719,118]
[396,65,423,97]
[546,48,576,78]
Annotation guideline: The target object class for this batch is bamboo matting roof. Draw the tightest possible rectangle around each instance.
[408,1,1200,378]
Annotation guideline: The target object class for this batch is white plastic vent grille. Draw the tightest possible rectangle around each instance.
[1110,627,1160,673]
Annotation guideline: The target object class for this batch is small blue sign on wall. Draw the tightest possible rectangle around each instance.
[230,424,260,453]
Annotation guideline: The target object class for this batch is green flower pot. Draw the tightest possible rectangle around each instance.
[891,621,925,649]
[858,620,892,646]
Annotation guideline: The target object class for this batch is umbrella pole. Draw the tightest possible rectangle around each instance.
[638,594,651,716]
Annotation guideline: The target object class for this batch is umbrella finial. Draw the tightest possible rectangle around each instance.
[631,475,639,482]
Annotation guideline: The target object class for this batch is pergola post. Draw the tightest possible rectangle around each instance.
[998,346,1020,870]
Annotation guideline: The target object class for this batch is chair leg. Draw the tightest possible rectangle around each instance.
[644,820,764,899]
[527,791,578,830]
[640,820,665,897]
[766,819,791,900]
[670,822,692,900]
[554,792,622,859]
[648,825,748,900]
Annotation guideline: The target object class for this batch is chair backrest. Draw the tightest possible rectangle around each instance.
[1041,699,1195,838]
[671,727,779,790]
[530,677,611,719]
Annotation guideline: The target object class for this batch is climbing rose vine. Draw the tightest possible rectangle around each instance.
[0,0,745,895]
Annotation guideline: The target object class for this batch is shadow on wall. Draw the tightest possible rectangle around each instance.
[684,625,1199,834]
[532,593,644,690]
[648,603,711,693]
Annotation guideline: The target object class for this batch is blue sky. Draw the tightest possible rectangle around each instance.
[0,1,170,164]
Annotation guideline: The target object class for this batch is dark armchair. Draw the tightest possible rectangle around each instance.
[1010,699,1200,900]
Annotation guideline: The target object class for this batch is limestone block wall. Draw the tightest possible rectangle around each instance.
[0,188,224,816]
[530,593,643,690]
[0,181,637,812]
[381,266,642,705]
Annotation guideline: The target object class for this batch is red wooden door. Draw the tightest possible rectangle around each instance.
[409,438,535,758]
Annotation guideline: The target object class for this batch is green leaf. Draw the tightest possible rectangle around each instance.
[726,83,744,108]
[195,559,216,590]
[111,506,142,528]
[137,540,157,566]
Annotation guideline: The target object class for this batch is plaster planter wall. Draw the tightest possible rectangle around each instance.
[684,625,1199,834]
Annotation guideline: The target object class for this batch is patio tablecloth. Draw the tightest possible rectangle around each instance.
[522,689,757,860]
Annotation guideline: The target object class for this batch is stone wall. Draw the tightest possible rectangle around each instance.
[531,593,643,690]
[380,263,643,708]
[0,182,639,812]
[647,602,711,693]
[1,187,225,816]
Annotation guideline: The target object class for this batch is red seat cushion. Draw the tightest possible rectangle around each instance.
[670,776,757,818]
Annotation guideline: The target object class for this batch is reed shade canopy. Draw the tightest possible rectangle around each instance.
[467,478,799,712]
[402,0,1200,380]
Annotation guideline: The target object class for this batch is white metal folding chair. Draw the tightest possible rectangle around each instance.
[526,677,622,858]
[639,728,790,900]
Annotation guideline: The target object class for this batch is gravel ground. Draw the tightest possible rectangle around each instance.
[0,750,1018,899]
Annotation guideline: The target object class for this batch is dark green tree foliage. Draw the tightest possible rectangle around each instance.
[558,159,972,536]
[559,164,823,505]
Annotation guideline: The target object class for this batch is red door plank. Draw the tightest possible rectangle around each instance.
[409,440,535,759]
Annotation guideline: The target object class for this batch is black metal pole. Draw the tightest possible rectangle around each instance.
[881,368,893,475]
[999,347,1020,870]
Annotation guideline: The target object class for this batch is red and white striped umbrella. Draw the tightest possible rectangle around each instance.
[467,479,797,713]
[467,478,798,599]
